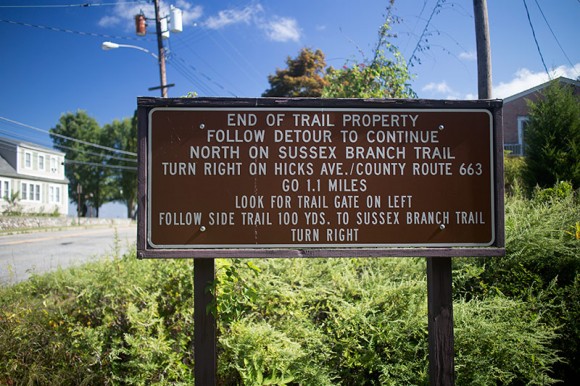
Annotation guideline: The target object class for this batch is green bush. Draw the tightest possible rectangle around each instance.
[454,183,579,382]
[455,296,561,385]
[504,152,526,196]
[1,189,575,385]
[0,250,196,385]
[523,80,580,190]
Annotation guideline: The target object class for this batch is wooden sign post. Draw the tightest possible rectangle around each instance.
[137,97,504,385]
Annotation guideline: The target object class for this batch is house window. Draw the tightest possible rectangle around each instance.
[49,186,61,203]
[25,152,32,168]
[517,116,529,155]
[0,179,10,200]
[21,183,41,201]
[39,155,45,171]
[51,157,58,173]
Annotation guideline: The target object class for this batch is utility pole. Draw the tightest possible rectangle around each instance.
[427,3,492,386]
[153,0,168,97]
[474,0,492,99]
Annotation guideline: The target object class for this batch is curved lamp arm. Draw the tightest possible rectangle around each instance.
[101,41,158,60]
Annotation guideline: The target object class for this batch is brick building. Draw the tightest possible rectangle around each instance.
[503,76,580,156]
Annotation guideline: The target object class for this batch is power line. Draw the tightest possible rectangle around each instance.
[0,116,137,157]
[532,0,577,74]
[172,34,246,96]
[215,29,264,83]
[0,127,137,171]
[0,127,54,149]
[54,143,138,163]
[169,51,238,97]
[165,49,217,95]
[65,159,137,171]
[0,1,144,8]
[0,18,153,42]
[522,0,550,79]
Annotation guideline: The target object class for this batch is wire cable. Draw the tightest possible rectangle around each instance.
[172,34,245,96]
[0,127,54,149]
[522,0,550,79]
[169,51,238,97]
[0,18,154,42]
[65,159,137,171]
[532,0,577,75]
[0,1,145,8]
[54,143,138,163]
[0,116,137,157]
[165,46,218,96]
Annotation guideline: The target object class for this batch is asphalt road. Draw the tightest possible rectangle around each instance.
[0,224,137,285]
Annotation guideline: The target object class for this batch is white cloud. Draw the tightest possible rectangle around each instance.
[419,63,579,101]
[174,2,203,25]
[421,82,466,100]
[493,64,580,99]
[204,4,262,29]
[459,51,476,61]
[422,81,454,94]
[421,81,467,99]
[203,3,301,43]
[98,15,121,28]
[98,1,202,31]
[99,1,302,43]
[263,17,301,42]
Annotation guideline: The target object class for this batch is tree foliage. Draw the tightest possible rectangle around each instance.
[262,48,329,97]
[323,15,415,99]
[102,113,138,219]
[262,7,415,100]
[50,110,137,218]
[524,80,580,190]
[50,111,112,217]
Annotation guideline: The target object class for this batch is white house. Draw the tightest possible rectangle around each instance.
[0,137,69,215]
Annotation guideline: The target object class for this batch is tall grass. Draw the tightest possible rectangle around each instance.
[1,184,577,384]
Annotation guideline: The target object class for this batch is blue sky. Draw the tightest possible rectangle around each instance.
[0,0,578,215]
[1,0,578,142]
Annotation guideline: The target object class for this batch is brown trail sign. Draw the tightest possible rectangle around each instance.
[137,97,504,385]
[139,98,503,257]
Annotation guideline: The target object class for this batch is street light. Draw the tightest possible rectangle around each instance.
[101,40,173,96]
[101,41,158,59]
[101,1,181,98]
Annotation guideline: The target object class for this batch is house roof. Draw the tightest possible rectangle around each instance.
[0,154,19,178]
[504,76,580,103]
[0,136,65,156]
[0,138,69,184]
[0,153,69,183]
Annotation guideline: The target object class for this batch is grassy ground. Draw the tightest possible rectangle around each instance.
[0,186,578,385]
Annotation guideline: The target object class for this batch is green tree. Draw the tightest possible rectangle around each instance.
[323,13,415,99]
[524,80,580,190]
[262,48,329,97]
[50,111,113,217]
[102,114,138,219]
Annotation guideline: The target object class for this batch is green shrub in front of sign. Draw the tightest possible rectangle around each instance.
[504,151,526,196]
[0,250,197,385]
[1,187,575,384]
[454,183,579,382]
[454,296,561,385]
